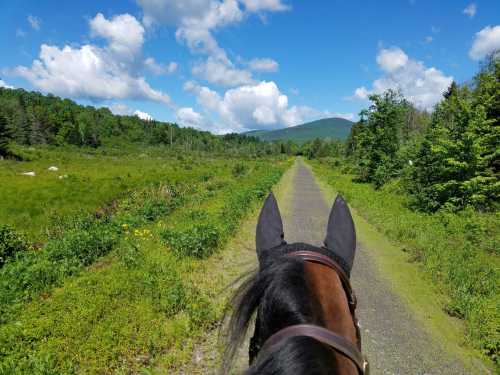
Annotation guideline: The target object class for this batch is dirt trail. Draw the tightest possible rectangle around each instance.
[177,160,478,374]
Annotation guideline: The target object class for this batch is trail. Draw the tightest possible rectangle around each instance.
[288,160,474,375]
[176,160,480,374]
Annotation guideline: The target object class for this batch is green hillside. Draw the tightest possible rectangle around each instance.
[245,118,354,143]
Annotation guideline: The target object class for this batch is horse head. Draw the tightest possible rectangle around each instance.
[223,193,367,374]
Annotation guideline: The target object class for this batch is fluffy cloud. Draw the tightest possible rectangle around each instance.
[28,15,41,30]
[463,3,477,18]
[469,25,500,60]
[354,47,453,111]
[248,58,279,72]
[176,107,205,128]
[137,0,286,86]
[13,14,172,106]
[186,80,335,131]
[0,79,14,89]
[134,110,154,121]
[192,57,254,86]
[90,13,144,61]
[376,47,408,72]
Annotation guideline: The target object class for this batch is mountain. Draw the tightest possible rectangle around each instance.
[244,118,354,143]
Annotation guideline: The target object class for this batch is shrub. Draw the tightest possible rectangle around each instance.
[232,162,248,177]
[0,225,30,267]
[160,223,220,258]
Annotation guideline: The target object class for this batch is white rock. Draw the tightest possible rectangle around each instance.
[22,172,36,177]
[58,175,68,179]
[48,166,59,171]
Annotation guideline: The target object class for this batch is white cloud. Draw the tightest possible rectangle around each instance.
[240,0,289,12]
[137,0,287,87]
[90,13,144,62]
[463,3,477,18]
[192,56,254,86]
[16,28,27,37]
[354,86,369,100]
[176,107,205,128]
[0,79,14,89]
[376,47,409,72]
[108,103,133,115]
[13,14,172,107]
[424,36,434,44]
[186,80,335,131]
[28,15,41,30]
[248,58,279,72]
[469,25,500,60]
[145,58,178,75]
[354,47,453,111]
[134,110,154,121]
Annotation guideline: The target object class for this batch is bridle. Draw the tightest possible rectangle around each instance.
[250,250,370,374]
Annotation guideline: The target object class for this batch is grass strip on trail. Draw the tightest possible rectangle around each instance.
[309,159,499,367]
[0,158,290,374]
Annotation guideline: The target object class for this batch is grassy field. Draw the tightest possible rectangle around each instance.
[309,159,499,366]
[0,146,226,240]
[0,146,290,374]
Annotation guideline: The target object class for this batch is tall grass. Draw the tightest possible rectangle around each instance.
[310,159,499,365]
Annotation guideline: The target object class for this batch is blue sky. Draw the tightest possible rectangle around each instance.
[1,0,499,133]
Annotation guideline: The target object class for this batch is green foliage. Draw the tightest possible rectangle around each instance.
[0,113,12,157]
[348,90,416,187]
[0,87,279,156]
[161,223,221,258]
[302,138,344,160]
[0,154,289,373]
[411,56,499,212]
[231,162,248,177]
[0,225,30,267]
[311,160,499,365]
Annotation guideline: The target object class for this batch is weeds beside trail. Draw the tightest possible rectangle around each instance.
[309,159,499,366]
[0,155,290,374]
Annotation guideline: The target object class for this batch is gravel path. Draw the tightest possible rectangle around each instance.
[285,161,473,375]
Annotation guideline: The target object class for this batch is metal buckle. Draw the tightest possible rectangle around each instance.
[363,357,370,375]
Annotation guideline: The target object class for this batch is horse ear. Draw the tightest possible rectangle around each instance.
[256,193,285,263]
[324,195,356,273]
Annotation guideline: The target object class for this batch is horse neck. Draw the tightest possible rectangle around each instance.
[304,261,359,375]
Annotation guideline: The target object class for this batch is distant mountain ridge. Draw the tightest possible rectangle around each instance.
[244,118,353,143]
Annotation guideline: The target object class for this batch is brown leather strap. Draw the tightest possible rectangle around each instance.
[260,324,368,374]
[287,251,357,312]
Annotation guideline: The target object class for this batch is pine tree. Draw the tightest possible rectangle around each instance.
[0,113,12,157]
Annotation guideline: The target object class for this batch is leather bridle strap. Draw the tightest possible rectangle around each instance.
[260,324,368,374]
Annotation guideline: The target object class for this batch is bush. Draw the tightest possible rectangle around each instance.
[161,223,221,258]
[232,163,248,177]
[0,225,30,267]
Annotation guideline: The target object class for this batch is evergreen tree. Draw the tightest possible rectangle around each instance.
[0,113,12,157]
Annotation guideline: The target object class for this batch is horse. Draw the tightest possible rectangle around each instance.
[221,193,369,374]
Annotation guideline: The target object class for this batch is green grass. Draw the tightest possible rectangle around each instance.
[0,146,217,240]
[309,158,500,367]
[0,149,290,374]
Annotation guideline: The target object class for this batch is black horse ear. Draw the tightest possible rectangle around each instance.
[324,195,356,274]
[256,193,285,263]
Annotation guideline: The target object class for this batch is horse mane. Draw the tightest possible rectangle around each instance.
[221,255,337,374]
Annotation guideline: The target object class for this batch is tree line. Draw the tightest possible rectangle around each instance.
[306,53,499,213]
[0,88,289,157]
